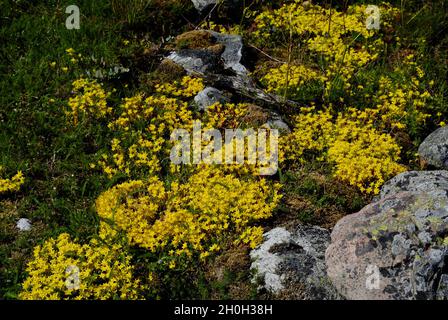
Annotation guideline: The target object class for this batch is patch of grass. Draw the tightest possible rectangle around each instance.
[280,166,368,229]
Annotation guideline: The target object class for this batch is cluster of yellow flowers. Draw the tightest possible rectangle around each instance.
[343,55,432,133]
[202,102,249,129]
[358,76,431,132]
[256,2,434,194]
[254,2,399,95]
[155,76,205,98]
[328,116,405,194]
[67,78,112,126]
[262,64,321,95]
[281,107,405,194]
[96,167,281,265]
[93,77,203,178]
[19,233,142,300]
[280,107,334,163]
[93,78,255,179]
[65,47,80,65]
[0,166,25,194]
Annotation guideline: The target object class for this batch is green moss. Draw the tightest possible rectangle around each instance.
[175,30,216,50]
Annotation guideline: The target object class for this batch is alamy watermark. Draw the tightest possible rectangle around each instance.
[366,5,381,30]
[65,265,80,290]
[66,5,80,30]
[170,121,279,176]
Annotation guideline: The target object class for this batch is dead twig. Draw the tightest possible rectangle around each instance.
[248,44,286,64]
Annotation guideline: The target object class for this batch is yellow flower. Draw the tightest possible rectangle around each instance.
[96,168,281,264]
[19,234,142,300]
[67,78,112,126]
[281,107,405,194]
[0,167,25,194]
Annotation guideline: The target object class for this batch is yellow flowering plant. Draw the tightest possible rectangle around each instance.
[0,166,25,194]
[91,76,207,178]
[67,78,112,126]
[19,233,142,300]
[281,107,405,194]
[253,2,399,97]
[96,167,281,266]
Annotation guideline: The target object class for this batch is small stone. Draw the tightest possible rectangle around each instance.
[210,31,247,76]
[194,87,228,111]
[17,218,32,231]
[265,119,291,133]
[250,227,291,293]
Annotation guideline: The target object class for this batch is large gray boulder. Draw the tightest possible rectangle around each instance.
[251,226,341,300]
[379,170,448,200]
[418,126,448,169]
[326,191,448,300]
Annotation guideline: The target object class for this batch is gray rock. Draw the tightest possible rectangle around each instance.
[379,170,448,200]
[191,0,216,12]
[264,113,291,133]
[167,49,223,75]
[418,126,448,169]
[251,226,341,300]
[326,191,448,300]
[191,0,242,14]
[16,218,32,231]
[418,231,433,245]
[194,87,229,111]
[167,31,246,77]
[250,228,290,293]
[210,31,247,76]
[391,234,411,258]
[437,274,448,300]
[167,30,299,110]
